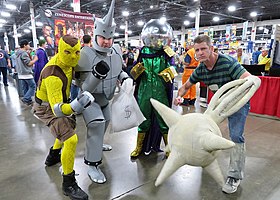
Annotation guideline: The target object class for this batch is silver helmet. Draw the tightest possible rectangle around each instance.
[141,19,173,49]
[93,0,116,53]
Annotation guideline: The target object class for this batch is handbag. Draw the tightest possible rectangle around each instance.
[111,79,146,132]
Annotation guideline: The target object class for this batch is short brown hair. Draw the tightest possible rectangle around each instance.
[194,35,212,47]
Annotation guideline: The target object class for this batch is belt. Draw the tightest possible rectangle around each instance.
[185,66,197,69]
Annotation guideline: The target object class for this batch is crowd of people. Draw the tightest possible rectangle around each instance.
[0,1,265,199]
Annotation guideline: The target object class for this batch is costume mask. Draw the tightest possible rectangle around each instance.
[141,19,173,49]
[58,35,81,67]
[93,0,116,53]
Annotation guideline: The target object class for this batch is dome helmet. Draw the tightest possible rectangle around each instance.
[93,0,116,53]
[141,19,173,49]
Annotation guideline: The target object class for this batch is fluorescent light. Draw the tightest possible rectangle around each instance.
[127,30,132,34]
[213,16,220,22]
[120,25,126,29]
[1,11,11,17]
[189,12,196,18]
[184,20,190,26]
[250,11,257,17]
[114,33,119,37]
[36,21,43,26]
[137,21,144,26]
[0,19,7,23]
[24,29,31,33]
[122,11,129,17]
[6,4,17,10]
[228,6,236,12]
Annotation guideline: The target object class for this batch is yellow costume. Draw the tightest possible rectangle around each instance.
[33,35,88,200]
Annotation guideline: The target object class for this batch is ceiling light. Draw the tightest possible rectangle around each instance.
[1,11,11,17]
[39,36,44,40]
[122,11,129,17]
[184,20,190,26]
[228,6,236,12]
[137,20,144,26]
[250,11,257,17]
[127,30,132,34]
[258,26,264,30]
[120,25,126,29]
[189,12,196,18]
[213,16,220,22]
[36,21,43,26]
[114,33,119,37]
[150,5,154,9]
[6,4,17,10]
[247,31,251,34]
[0,19,7,23]
[24,29,31,33]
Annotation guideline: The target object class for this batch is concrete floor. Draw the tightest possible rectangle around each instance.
[1,76,280,200]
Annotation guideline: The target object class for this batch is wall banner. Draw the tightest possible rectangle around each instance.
[39,8,94,56]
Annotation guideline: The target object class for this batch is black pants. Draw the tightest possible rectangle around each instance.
[0,67,8,86]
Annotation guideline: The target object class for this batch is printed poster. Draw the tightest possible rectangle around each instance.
[39,8,94,56]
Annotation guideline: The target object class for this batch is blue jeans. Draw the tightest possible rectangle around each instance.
[20,78,36,102]
[70,83,80,101]
[227,102,250,179]
[228,102,250,143]
[0,67,8,86]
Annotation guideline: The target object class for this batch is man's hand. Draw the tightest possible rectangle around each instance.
[174,96,184,106]
[70,91,95,114]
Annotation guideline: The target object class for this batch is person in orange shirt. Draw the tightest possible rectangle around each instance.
[181,45,199,105]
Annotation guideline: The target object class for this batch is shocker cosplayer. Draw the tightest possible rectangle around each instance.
[75,0,130,183]
[130,19,177,158]
[33,35,91,200]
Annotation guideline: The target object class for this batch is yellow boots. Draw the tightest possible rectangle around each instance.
[130,133,169,158]
[163,134,170,157]
[130,132,145,158]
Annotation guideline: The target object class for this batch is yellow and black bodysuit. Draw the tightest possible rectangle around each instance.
[34,35,80,175]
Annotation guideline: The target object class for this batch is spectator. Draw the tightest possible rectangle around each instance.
[237,47,250,65]
[15,39,38,105]
[0,45,11,86]
[34,39,48,85]
[252,47,262,64]
[258,48,271,72]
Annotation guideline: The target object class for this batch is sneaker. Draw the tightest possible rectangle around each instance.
[20,98,33,106]
[222,177,241,194]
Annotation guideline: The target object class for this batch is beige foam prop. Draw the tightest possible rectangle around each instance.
[151,75,261,187]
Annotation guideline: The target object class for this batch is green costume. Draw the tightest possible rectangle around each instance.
[137,46,170,134]
[130,18,174,158]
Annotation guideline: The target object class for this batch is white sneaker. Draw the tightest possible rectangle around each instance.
[102,144,112,151]
[222,177,241,194]
[88,166,106,184]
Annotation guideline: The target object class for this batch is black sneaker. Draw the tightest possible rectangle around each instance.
[20,98,33,106]
[222,177,241,194]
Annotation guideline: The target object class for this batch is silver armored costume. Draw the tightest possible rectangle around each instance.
[75,0,129,183]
